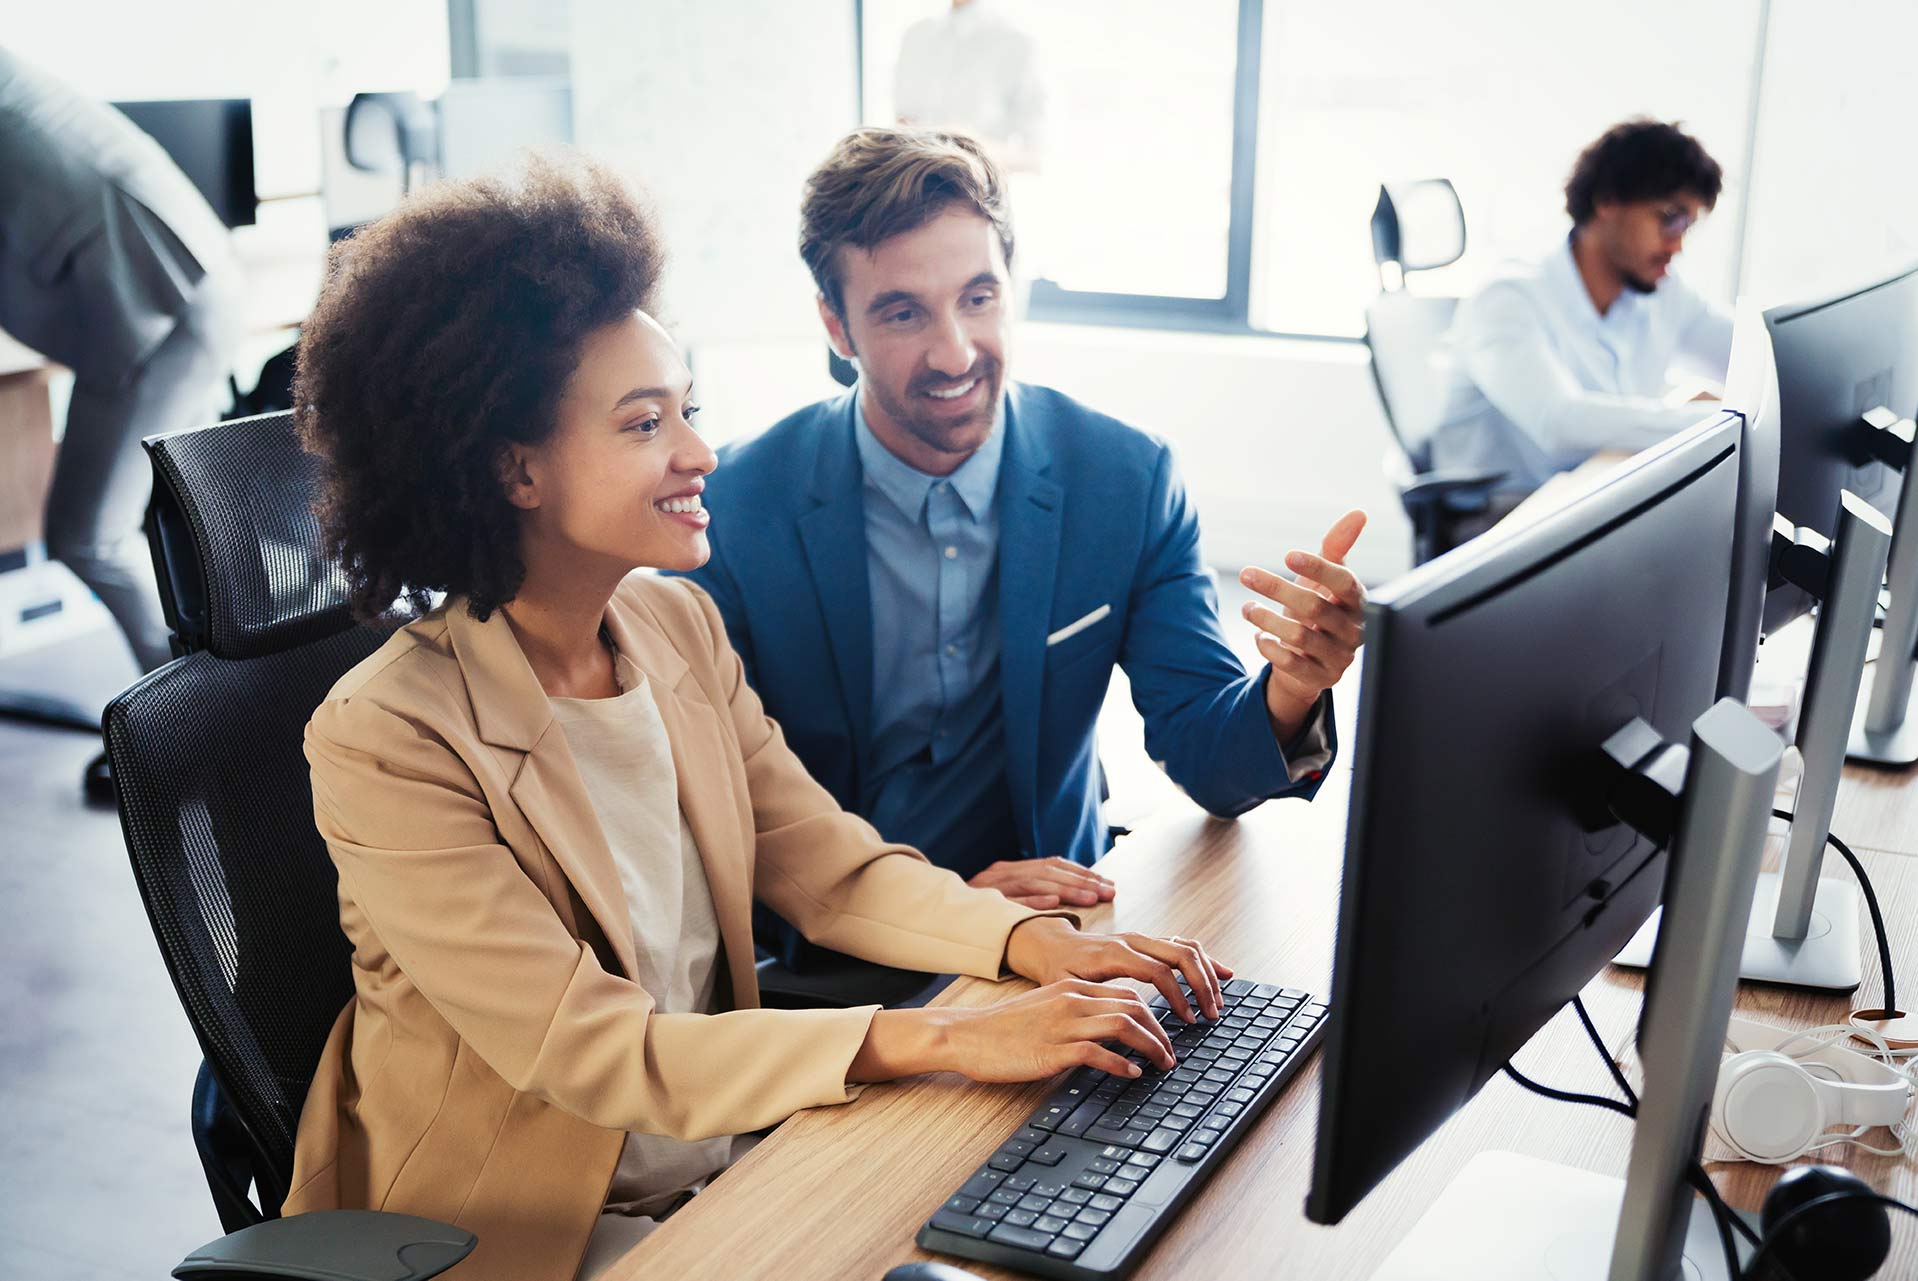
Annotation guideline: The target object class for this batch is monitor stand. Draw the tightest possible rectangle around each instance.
[1849,408,1918,767]
[1613,872,1862,991]
[1380,700,1782,1281]
[1372,1151,1737,1281]
[1617,493,1889,991]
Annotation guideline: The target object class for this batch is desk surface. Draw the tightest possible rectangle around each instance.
[611,762,1918,1280]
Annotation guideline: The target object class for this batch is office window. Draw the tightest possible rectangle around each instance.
[450,0,572,78]
[860,0,1247,316]
[1252,1,1762,337]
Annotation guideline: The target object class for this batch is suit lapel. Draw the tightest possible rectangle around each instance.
[997,389,1063,855]
[445,600,639,981]
[796,398,875,769]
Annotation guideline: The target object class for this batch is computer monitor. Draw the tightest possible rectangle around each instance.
[1308,414,1782,1277]
[112,98,257,228]
[1616,302,1896,993]
[1762,262,1918,636]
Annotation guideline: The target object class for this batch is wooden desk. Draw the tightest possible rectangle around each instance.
[610,762,1916,1280]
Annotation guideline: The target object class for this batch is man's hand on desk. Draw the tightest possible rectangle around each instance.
[1240,509,1368,744]
[969,857,1116,909]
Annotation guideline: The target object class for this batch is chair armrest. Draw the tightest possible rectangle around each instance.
[173,1210,475,1281]
[755,954,944,1010]
[1399,469,1507,512]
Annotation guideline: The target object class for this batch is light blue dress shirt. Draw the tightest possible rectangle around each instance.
[852,397,1019,878]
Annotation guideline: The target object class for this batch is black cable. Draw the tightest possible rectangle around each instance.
[1500,1062,1636,1118]
[1685,1163,1745,1278]
[1741,1189,1918,1279]
[1773,808,1897,1015]
[1571,994,1639,1111]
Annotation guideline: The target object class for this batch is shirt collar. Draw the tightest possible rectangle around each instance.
[1552,232,1653,329]
[854,391,1005,522]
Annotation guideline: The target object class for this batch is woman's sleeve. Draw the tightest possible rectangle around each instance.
[306,694,883,1141]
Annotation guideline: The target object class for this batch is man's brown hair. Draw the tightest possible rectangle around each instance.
[799,126,1014,319]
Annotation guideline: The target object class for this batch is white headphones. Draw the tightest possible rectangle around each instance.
[1710,1015,1917,1164]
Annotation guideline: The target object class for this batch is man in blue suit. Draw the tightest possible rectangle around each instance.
[681,128,1366,968]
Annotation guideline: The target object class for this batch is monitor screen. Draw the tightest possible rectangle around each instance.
[1307,413,1741,1225]
[112,98,257,229]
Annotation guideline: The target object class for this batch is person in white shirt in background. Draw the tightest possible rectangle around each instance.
[893,0,1050,299]
[1431,118,1732,534]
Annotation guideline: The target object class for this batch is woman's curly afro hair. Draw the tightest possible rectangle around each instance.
[295,153,664,622]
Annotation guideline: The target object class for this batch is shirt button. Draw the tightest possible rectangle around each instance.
[944,545,958,559]
[945,643,958,657]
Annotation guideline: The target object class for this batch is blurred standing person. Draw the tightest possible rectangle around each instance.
[0,49,244,687]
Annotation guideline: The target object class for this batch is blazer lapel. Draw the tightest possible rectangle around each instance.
[997,389,1064,856]
[444,600,640,981]
[603,592,760,1008]
[796,398,875,768]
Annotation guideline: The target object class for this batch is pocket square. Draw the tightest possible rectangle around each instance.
[1046,604,1112,647]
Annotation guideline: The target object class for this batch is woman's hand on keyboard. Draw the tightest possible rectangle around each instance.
[938,979,1176,1082]
[1004,917,1231,1022]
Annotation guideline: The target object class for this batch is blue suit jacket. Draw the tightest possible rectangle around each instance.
[679,382,1335,875]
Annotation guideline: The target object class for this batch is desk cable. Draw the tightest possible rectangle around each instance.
[1774,810,1898,1020]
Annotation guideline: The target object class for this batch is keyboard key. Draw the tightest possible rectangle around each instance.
[1005,1176,1035,1192]
[988,1152,1024,1173]
[1226,1088,1256,1104]
[1142,1128,1181,1154]
[1090,1193,1125,1212]
[988,1224,1056,1252]
[944,1195,981,1215]
[931,1210,995,1238]
[1086,1124,1149,1147]
[977,1201,1009,1221]
[1060,1187,1093,1205]
[988,1188,1022,1206]
[1281,988,1307,1000]
[1059,1100,1106,1138]
[1076,1208,1112,1227]
[1064,1221,1099,1241]
[959,1171,1003,1200]
[1034,1181,1069,1199]
[1253,983,1282,999]
[1017,1194,1051,1213]
[1015,1127,1051,1146]
[1194,1127,1225,1146]
[1048,1237,1088,1259]
[1072,1173,1107,1191]
[1215,1101,1245,1118]
[1107,1177,1140,1196]
[1088,1157,1122,1175]
[1176,1143,1208,1163]
[1004,1210,1039,1228]
[1030,1103,1070,1130]
[1028,1146,1068,1167]
[1035,1215,1071,1234]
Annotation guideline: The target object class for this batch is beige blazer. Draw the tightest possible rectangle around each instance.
[283,573,1053,1281]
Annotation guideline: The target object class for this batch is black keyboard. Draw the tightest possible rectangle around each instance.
[916,978,1328,1280]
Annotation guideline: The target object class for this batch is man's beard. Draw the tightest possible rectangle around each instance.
[1620,269,1661,295]
[867,354,1003,457]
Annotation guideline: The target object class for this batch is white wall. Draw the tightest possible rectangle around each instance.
[1738,0,1918,306]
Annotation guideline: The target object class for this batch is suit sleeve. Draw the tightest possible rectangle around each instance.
[307,696,881,1142]
[677,579,1075,970]
[1119,445,1335,818]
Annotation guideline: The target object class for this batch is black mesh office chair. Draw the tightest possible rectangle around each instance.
[104,411,472,1280]
[1364,180,1506,564]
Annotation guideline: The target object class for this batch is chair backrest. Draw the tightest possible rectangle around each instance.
[106,411,393,1222]
[1364,292,1460,467]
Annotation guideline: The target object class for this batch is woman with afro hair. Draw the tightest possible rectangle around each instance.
[283,155,1232,1281]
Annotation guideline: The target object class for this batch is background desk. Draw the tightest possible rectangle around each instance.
[607,757,1918,1280]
